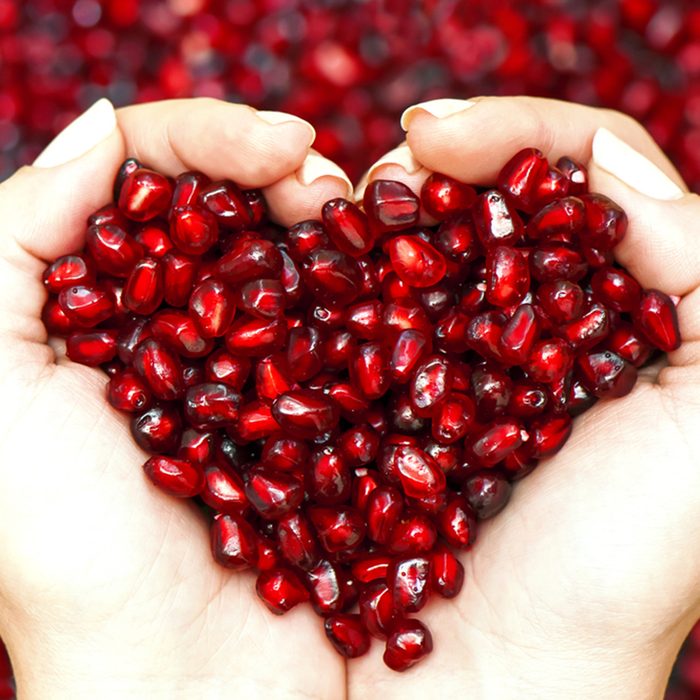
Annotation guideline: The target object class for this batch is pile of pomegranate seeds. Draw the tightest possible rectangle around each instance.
[41,148,680,672]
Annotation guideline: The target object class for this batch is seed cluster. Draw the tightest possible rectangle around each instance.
[41,149,680,671]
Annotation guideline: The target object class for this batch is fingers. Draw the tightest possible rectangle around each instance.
[264,150,353,227]
[117,99,315,187]
[402,96,686,189]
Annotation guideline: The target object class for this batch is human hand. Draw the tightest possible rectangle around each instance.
[348,96,700,700]
[0,98,353,699]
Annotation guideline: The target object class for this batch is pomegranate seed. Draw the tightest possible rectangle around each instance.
[431,544,465,598]
[216,238,282,285]
[471,366,512,419]
[388,235,447,288]
[245,466,303,520]
[201,464,249,514]
[308,506,366,553]
[58,285,114,327]
[383,618,433,672]
[351,554,392,583]
[324,614,371,658]
[498,303,540,365]
[286,326,323,381]
[271,389,339,439]
[350,341,390,399]
[473,190,525,247]
[558,304,610,351]
[133,224,173,261]
[307,559,350,614]
[464,472,512,519]
[118,168,173,222]
[131,404,182,454]
[225,316,287,357]
[359,581,396,640]
[485,245,530,307]
[420,173,477,220]
[170,206,219,255]
[133,338,184,400]
[171,171,209,210]
[497,147,549,213]
[470,419,526,467]
[389,556,431,613]
[188,279,236,338]
[161,251,198,307]
[42,298,74,336]
[322,197,374,256]
[67,330,117,366]
[580,193,628,250]
[393,445,446,499]
[277,511,321,570]
[199,180,251,228]
[142,455,203,497]
[530,244,587,283]
[577,350,638,398]
[528,413,573,458]
[345,299,384,340]
[434,214,478,262]
[337,424,380,467]
[184,382,240,429]
[364,179,420,231]
[256,567,309,615]
[302,248,362,304]
[43,254,93,293]
[236,278,286,319]
[607,323,652,367]
[388,511,437,554]
[285,220,329,261]
[633,289,681,351]
[107,369,151,412]
[591,266,642,312]
[556,156,588,194]
[536,279,585,323]
[210,513,258,570]
[234,400,280,442]
[366,486,404,544]
[262,434,310,472]
[525,338,573,384]
[508,381,549,418]
[151,309,214,358]
[205,349,251,390]
[431,392,475,444]
[114,158,142,201]
[123,257,163,315]
[410,354,453,417]
[307,446,352,504]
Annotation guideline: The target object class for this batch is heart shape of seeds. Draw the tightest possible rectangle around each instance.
[41,147,680,672]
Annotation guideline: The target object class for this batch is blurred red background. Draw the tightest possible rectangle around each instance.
[1,0,699,697]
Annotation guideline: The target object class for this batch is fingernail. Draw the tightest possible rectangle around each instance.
[257,110,316,149]
[367,144,422,180]
[33,99,117,168]
[400,98,476,131]
[592,127,684,201]
[297,153,353,197]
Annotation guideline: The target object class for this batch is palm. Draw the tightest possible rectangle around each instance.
[0,354,344,695]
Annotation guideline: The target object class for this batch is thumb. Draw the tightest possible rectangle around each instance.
[589,127,700,368]
[0,99,125,362]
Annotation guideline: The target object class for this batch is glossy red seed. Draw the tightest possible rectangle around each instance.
[464,472,512,519]
[118,168,173,222]
[383,618,433,672]
[358,581,395,640]
[528,413,573,458]
[236,278,286,319]
[485,245,530,307]
[508,381,549,418]
[134,222,173,258]
[43,255,93,293]
[409,354,453,417]
[66,329,117,366]
[536,279,585,323]
[150,309,214,358]
[420,172,477,220]
[170,206,219,255]
[123,257,163,315]
[498,303,539,365]
[393,445,446,499]
[255,354,294,403]
[199,180,251,228]
[283,326,322,382]
[142,455,203,497]
[387,511,437,554]
[558,304,610,351]
[225,316,287,357]
[530,244,587,283]
[606,323,652,367]
[107,369,151,413]
[184,382,240,429]
[388,235,447,288]
[324,614,371,658]
[216,238,283,285]
[557,156,588,194]
[471,366,512,419]
[364,179,420,231]
[351,554,392,584]
[577,350,638,399]
[345,299,383,340]
[205,349,251,390]
[389,556,431,613]
[307,446,352,504]
[337,424,380,467]
[261,434,309,473]
[187,279,236,338]
[201,463,249,514]
[113,158,142,201]
[130,403,181,454]
[431,392,475,444]
[525,338,573,384]
[277,511,320,570]
[473,189,525,249]
[431,543,465,598]
[470,419,526,467]
[302,248,362,305]
[256,567,309,615]
[171,171,209,210]
[162,251,198,307]
[234,400,280,442]
[350,342,390,399]
[271,389,339,439]
[285,220,329,261]
[308,506,366,553]
[528,196,585,239]
[245,466,304,520]
[633,289,681,351]
[497,147,549,213]
[42,298,74,336]
[307,559,350,614]
[580,193,628,250]
[58,285,114,327]
[389,329,429,384]
[366,486,403,544]
[434,214,478,262]
[133,338,183,400]
[436,495,477,549]
[322,197,374,256]
[210,513,258,570]
[466,311,505,362]
[591,266,642,312]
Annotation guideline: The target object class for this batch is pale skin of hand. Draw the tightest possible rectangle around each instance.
[1,95,699,700]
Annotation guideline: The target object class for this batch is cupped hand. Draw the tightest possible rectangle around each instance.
[0,98,351,699]
[350,96,700,700]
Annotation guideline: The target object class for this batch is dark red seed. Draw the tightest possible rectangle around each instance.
[351,554,392,584]
[302,248,362,305]
[123,257,163,315]
[525,338,573,384]
[536,279,585,323]
[236,278,286,319]
[431,392,475,444]
[528,196,585,240]
[133,338,183,400]
[473,190,525,248]
[66,330,117,366]
[497,147,549,213]
[118,168,173,222]
[576,350,638,399]
[43,255,93,293]
[161,251,198,307]
[58,285,114,327]
[199,180,251,228]
[530,244,587,283]
[225,316,287,357]
[580,193,628,250]
[205,349,251,390]
[388,235,447,288]
[261,434,310,472]
[307,446,352,504]
[431,543,465,598]
[201,463,249,514]
[464,471,512,519]
[420,172,477,220]
[234,400,280,442]
[134,222,173,258]
[528,413,573,458]
[169,206,219,256]
[350,342,390,400]
[393,445,446,499]
[498,303,539,365]
[142,455,203,497]
[271,389,339,439]
[591,266,642,312]
[285,220,329,261]
[485,245,530,307]
[216,238,283,285]
[131,404,181,454]
[556,156,588,194]
[364,179,420,231]
[606,323,652,367]
[383,619,433,672]
[256,567,309,615]
[322,197,374,256]
[308,506,366,553]
[389,556,431,613]
[324,614,371,658]
[107,369,151,412]
[42,298,74,336]
[245,466,304,520]
[189,279,236,338]
[337,424,380,467]
[171,171,209,210]
[471,366,512,419]
[184,382,240,429]
[287,326,323,382]
[277,511,321,570]
[210,513,258,570]
[150,310,214,359]
[410,354,453,417]
[558,304,610,351]
[434,214,478,262]
[366,486,404,544]
[307,559,349,614]
[388,511,437,554]
[633,289,681,352]
[470,419,526,467]
[436,495,477,549]
[113,157,141,201]
[508,381,549,418]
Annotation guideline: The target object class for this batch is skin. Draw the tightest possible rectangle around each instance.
[0,95,699,698]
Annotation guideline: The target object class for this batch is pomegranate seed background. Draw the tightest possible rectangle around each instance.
[1,0,699,695]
